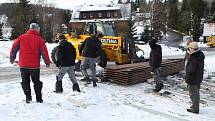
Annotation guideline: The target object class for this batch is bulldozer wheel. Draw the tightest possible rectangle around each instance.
[51,46,59,65]
[210,44,214,48]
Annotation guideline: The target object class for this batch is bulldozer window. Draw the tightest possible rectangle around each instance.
[95,23,104,35]
[103,24,117,36]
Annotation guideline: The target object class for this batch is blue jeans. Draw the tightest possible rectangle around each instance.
[80,57,97,80]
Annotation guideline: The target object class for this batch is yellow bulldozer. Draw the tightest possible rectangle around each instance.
[51,21,144,69]
[207,35,215,48]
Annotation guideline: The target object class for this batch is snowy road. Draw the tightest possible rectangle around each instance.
[0,64,58,83]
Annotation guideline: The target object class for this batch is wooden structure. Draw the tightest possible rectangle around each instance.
[103,59,184,85]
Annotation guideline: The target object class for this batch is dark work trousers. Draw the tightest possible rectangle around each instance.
[153,68,162,85]
[20,68,42,94]
[188,85,200,112]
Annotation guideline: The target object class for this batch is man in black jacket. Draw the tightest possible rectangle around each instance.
[55,34,81,93]
[186,42,205,114]
[79,33,103,87]
[149,39,163,92]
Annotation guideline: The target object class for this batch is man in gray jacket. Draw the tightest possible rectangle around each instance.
[186,42,205,114]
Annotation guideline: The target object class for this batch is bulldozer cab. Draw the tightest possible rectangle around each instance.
[83,22,118,37]
[52,21,143,67]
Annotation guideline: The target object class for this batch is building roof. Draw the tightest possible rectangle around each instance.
[79,4,120,12]
[71,3,131,21]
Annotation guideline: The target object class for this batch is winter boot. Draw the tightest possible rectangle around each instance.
[92,79,98,87]
[36,94,43,103]
[25,91,32,103]
[55,81,63,93]
[187,108,199,114]
[34,81,43,103]
[73,83,81,92]
[21,82,32,103]
[153,83,164,92]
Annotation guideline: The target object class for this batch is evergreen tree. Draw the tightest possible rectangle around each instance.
[141,25,151,43]
[150,0,167,40]
[10,0,33,39]
[63,10,71,27]
[139,0,149,13]
[192,14,201,41]
[167,0,179,30]
[131,0,136,13]
[178,0,191,34]
[177,11,190,34]
[181,0,191,12]
[127,16,137,40]
[0,24,2,38]
[134,0,140,10]
[211,1,215,15]
[190,0,206,41]
[208,1,215,22]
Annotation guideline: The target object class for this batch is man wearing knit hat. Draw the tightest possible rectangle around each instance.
[185,42,205,114]
[10,23,51,103]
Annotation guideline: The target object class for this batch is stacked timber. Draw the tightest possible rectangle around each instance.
[103,59,184,85]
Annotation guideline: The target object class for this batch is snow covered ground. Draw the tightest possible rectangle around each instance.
[0,41,215,121]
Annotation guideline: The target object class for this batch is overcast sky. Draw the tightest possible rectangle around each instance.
[0,0,185,10]
[0,0,117,9]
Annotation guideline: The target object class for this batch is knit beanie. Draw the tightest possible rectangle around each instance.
[187,42,199,54]
[29,23,40,30]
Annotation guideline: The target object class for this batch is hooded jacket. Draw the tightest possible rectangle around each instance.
[79,36,102,58]
[185,50,205,85]
[10,29,51,68]
[149,42,162,71]
[56,39,76,67]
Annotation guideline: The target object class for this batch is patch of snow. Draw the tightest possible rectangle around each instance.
[0,74,215,121]
[0,14,12,39]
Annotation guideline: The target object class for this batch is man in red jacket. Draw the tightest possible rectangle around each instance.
[10,23,51,103]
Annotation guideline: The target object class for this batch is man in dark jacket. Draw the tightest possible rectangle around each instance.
[55,34,81,93]
[149,39,163,92]
[79,33,103,87]
[10,23,51,103]
[186,42,205,114]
